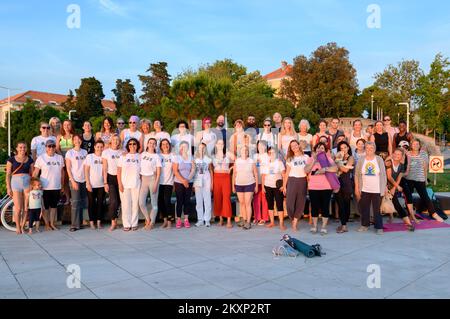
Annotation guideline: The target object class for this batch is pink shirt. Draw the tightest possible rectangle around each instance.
[306,154,334,190]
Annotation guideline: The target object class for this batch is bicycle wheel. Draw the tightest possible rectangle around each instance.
[1,197,16,232]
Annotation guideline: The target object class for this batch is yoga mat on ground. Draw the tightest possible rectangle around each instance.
[383,220,450,233]
[289,237,316,258]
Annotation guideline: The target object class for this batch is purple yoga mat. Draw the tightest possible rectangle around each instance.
[317,152,340,191]
[383,220,450,233]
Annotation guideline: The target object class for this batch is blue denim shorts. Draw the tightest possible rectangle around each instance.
[11,175,30,192]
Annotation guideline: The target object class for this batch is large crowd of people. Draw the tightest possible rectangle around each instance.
[5,113,445,236]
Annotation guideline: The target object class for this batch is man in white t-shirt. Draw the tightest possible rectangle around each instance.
[31,122,57,161]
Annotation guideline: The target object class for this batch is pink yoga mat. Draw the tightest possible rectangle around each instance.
[383,220,450,233]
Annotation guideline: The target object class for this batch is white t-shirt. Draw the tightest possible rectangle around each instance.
[159,153,175,185]
[142,133,153,152]
[85,153,104,188]
[198,130,217,156]
[35,153,65,190]
[280,134,298,156]
[254,153,269,182]
[361,158,381,194]
[171,133,194,154]
[122,129,143,150]
[117,153,141,189]
[31,135,56,158]
[151,131,171,152]
[29,190,43,210]
[235,158,256,186]
[262,159,285,188]
[102,148,122,176]
[194,156,212,179]
[257,132,276,149]
[287,155,309,178]
[297,134,313,152]
[65,148,88,183]
[213,155,231,172]
[140,152,162,176]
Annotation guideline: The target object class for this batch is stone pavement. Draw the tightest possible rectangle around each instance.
[1,219,450,299]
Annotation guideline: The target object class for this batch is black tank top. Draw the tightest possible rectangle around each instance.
[82,134,95,154]
[374,132,389,153]
[394,133,409,148]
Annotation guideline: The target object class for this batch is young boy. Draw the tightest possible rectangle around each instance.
[28,177,44,234]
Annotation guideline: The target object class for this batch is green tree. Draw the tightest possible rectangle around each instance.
[112,79,136,116]
[74,77,105,124]
[415,53,450,137]
[139,62,171,113]
[374,59,423,107]
[280,42,359,117]
[61,90,76,113]
[200,59,247,82]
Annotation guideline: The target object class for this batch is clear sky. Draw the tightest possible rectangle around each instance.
[0,0,449,100]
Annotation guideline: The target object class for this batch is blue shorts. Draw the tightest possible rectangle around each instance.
[11,175,30,192]
[235,183,256,193]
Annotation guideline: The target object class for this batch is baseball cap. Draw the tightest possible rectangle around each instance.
[45,139,56,146]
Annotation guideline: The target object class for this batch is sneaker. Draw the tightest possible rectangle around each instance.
[407,224,415,232]
[376,229,384,235]
[243,222,251,230]
[176,219,182,229]
[205,222,211,227]
[195,221,204,227]
[310,227,318,234]
[258,220,266,226]
[357,226,369,232]
[320,228,328,235]
[184,219,191,228]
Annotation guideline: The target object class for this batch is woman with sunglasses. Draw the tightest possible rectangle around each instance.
[158,139,176,228]
[173,141,195,229]
[6,142,34,234]
[65,135,88,232]
[85,140,106,230]
[95,117,115,149]
[117,138,141,231]
[115,118,126,135]
[31,122,57,161]
[120,116,143,152]
[102,134,123,231]
[257,119,277,150]
[139,138,161,230]
[33,139,65,231]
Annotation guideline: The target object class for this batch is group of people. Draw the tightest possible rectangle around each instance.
[5,112,444,236]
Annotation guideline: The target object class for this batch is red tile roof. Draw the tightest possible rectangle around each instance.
[263,64,293,81]
[0,90,116,111]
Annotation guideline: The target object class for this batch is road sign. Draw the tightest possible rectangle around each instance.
[429,156,444,174]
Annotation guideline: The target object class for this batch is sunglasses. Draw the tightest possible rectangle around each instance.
[46,145,56,148]
[384,119,391,121]
[41,126,50,130]
[128,143,137,146]
[264,124,271,127]
[129,122,136,124]
[117,122,125,125]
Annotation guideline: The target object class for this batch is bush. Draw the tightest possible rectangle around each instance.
[0,172,6,197]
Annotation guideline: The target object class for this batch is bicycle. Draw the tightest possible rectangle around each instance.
[0,194,15,232]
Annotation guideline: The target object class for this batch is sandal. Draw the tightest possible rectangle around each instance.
[310,227,318,234]
[69,227,77,232]
[123,227,131,232]
[321,228,328,235]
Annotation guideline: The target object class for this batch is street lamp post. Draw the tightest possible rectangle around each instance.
[0,85,21,156]
[68,109,77,120]
[371,95,374,120]
[398,102,410,132]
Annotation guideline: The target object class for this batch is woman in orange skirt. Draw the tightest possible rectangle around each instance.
[212,139,233,228]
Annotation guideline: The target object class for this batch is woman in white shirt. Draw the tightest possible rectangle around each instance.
[232,145,258,230]
[139,119,153,154]
[257,119,277,150]
[117,138,141,231]
[120,115,143,152]
[158,139,176,229]
[102,134,122,231]
[347,119,366,153]
[150,120,171,153]
[31,122,57,161]
[278,117,298,160]
[253,140,269,225]
[297,119,313,157]
[85,140,106,230]
[193,143,214,227]
[195,117,217,156]
[212,139,233,228]
[65,135,88,232]
[283,140,309,231]
[139,138,162,230]
[262,147,286,230]
[33,139,65,231]
[171,120,195,155]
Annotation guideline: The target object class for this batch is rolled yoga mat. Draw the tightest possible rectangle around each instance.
[283,235,316,258]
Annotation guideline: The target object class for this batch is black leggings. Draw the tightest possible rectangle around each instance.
[174,182,193,218]
[336,190,352,226]
[264,186,284,211]
[309,190,332,218]
[405,180,435,214]
[392,192,409,219]
[87,187,105,222]
[28,209,41,228]
[158,184,174,221]
[107,174,120,220]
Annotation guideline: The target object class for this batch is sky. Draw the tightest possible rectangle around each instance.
[0,0,449,100]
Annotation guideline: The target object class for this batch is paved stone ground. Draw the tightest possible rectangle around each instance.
[1,219,450,299]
